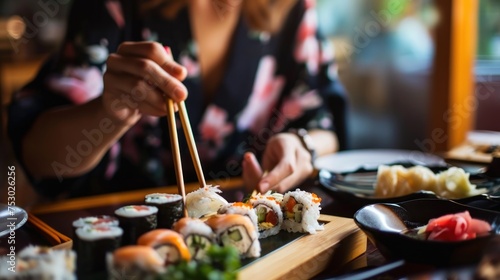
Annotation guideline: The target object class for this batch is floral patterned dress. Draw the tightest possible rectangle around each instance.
[8,0,344,198]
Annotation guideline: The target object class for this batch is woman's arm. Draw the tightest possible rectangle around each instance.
[23,42,188,180]
[22,96,134,179]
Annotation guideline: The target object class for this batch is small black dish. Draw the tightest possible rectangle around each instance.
[354,199,500,266]
[318,167,500,210]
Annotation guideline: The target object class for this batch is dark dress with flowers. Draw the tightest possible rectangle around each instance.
[8,0,345,198]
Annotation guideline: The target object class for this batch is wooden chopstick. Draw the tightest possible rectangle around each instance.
[165,99,188,217]
[178,101,206,188]
[28,213,62,245]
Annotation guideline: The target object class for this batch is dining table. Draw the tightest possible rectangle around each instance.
[1,158,495,279]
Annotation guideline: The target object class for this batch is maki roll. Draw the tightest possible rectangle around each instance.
[0,246,76,279]
[75,225,123,277]
[107,245,165,280]
[72,215,119,244]
[145,193,184,229]
[173,217,216,260]
[114,205,158,245]
[72,215,119,229]
[249,194,283,238]
[205,214,261,258]
[137,229,191,265]
[218,202,258,235]
[281,189,323,234]
[186,185,228,219]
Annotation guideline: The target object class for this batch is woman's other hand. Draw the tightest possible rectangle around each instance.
[242,132,314,193]
[102,41,188,125]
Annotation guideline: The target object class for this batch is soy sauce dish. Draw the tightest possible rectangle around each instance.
[354,199,500,266]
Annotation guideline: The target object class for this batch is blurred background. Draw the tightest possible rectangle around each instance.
[0,0,499,206]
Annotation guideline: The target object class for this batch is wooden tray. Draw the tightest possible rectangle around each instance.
[239,214,366,280]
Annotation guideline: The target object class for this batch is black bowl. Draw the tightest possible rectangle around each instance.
[354,199,500,267]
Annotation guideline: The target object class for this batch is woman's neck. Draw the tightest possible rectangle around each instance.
[188,0,242,101]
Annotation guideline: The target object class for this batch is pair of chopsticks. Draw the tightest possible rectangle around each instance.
[165,99,206,217]
[28,213,72,247]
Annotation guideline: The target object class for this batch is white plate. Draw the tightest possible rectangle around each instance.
[314,149,446,173]
[0,204,28,237]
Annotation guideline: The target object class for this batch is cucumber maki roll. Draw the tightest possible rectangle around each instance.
[281,189,323,234]
[114,205,158,245]
[145,193,183,229]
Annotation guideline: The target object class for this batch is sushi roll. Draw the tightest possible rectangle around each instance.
[75,225,123,277]
[173,217,216,260]
[248,194,283,238]
[205,214,261,258]
[281,189,323,234]
[114,205,158,245]
[72,215,119,245]
[137,229,191,265]
[72,215,119,229]
[186,185,228,218]
[107,245,165,280]
[0,246,76,279]
[217,202,258,234]
[145,193,184,229]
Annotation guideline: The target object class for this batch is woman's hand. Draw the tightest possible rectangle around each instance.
[102,41,188,126]
[242,132,314,193]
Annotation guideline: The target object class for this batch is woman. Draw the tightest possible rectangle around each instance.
[8,0,342,198]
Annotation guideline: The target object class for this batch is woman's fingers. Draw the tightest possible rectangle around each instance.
[256,133,314,193]
[242,152,263,192]
[117,42,187,81]
[104,72,168,116]
[106,54,187,102]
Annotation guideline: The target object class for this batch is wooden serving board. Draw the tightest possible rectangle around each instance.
[239,214,367,280]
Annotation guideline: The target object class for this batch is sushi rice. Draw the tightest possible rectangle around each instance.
[281,189,323,234]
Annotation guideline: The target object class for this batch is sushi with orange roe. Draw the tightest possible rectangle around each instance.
[281,189,323,234]
[137,229,191,265]
[173,217,216,260]
[218,202,259,235]
[205,214,261,258]
[107,245,165,280]
[248,193,283,238]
